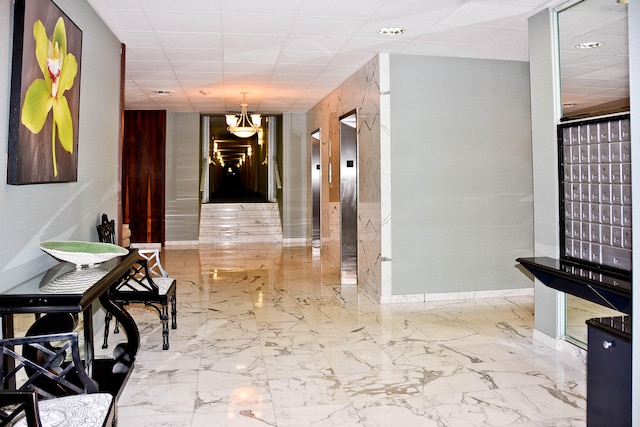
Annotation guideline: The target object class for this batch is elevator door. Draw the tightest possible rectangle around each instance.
[340,113,357,272]
[311,130,321,247]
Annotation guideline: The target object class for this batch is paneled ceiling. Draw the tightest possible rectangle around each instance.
[86,0,629,116]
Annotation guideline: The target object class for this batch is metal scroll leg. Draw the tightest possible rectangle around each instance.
[99,290,140,373]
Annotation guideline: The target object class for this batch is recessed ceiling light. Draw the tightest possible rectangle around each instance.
[153,90,173,96]
[575,41,604,49]
[377,27,405,36]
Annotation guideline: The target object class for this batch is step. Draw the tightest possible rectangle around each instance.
[199,202,282,243]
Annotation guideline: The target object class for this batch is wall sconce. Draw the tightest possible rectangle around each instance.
[208,139,218,165]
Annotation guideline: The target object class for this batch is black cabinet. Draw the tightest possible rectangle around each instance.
[586,316,631,427]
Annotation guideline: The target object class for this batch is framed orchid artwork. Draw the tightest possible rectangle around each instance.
[7,0,82,185]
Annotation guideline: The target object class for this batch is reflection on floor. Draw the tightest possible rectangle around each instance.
[99,244,586,426]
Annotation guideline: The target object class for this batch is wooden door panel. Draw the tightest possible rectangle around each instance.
[123,110,166,244]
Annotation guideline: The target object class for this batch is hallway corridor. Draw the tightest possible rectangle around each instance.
[209,172,267,203]
[110,244,586,426]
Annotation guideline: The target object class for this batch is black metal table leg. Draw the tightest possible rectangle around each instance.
[98,289,140,373]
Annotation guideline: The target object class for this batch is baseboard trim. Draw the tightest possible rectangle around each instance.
[165,240,199,247]
[389,287,534,303]
[283,238,307,246]
[533,329,587,364]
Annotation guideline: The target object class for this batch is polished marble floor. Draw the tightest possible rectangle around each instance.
[103,244,586,427]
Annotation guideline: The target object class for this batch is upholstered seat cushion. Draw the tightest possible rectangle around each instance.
[125,277,175,294]
[11,393,113,427]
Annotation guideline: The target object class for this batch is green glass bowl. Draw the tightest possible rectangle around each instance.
[40,241,128,267]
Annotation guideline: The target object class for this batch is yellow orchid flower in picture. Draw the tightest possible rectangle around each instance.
[21,17,78,178]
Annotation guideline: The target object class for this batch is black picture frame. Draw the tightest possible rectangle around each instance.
[7,0,82,185]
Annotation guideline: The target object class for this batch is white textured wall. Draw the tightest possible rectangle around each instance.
[0,0,122,287]
[389,54,534,297]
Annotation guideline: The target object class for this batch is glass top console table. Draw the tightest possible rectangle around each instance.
[0,248,140,397]
[516,256,631,315]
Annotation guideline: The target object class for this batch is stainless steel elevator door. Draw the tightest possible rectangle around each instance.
[340,113,357,272]
[311,130,321,247]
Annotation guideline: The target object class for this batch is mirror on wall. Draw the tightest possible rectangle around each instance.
[558,0,629,120]
[557,0,629,347]
[565,294,625,346]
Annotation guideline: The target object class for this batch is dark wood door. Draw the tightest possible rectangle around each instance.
[123,110,166,244]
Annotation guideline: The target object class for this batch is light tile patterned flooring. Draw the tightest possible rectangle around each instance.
[102,244,586,426]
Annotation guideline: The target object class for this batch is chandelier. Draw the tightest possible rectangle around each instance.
[226,92,261,138]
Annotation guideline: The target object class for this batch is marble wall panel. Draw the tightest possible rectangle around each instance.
[307,55,389,302]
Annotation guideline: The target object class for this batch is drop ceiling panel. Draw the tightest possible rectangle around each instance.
[415,24,496,44]
[400,41,467,57]
[85,0,628,113]
[145,12,223,33]
[455,44,522,60]
[113,31,160,48]
[125,47,166,61]
[164,48,224,62]
[219,0,295,15]
[126,60,172,72]
[138,0,221,13]
[369,1,464,21]
[155,33,221,49]
[281,37,347,54]
[98,10,151,31]
[441,3,536,27]
[289,17,368,37]
[477,28,528,49]
[220,14,295,35]
[171,62,224,73]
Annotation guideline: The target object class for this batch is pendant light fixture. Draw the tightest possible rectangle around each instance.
[226,92,261,138]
